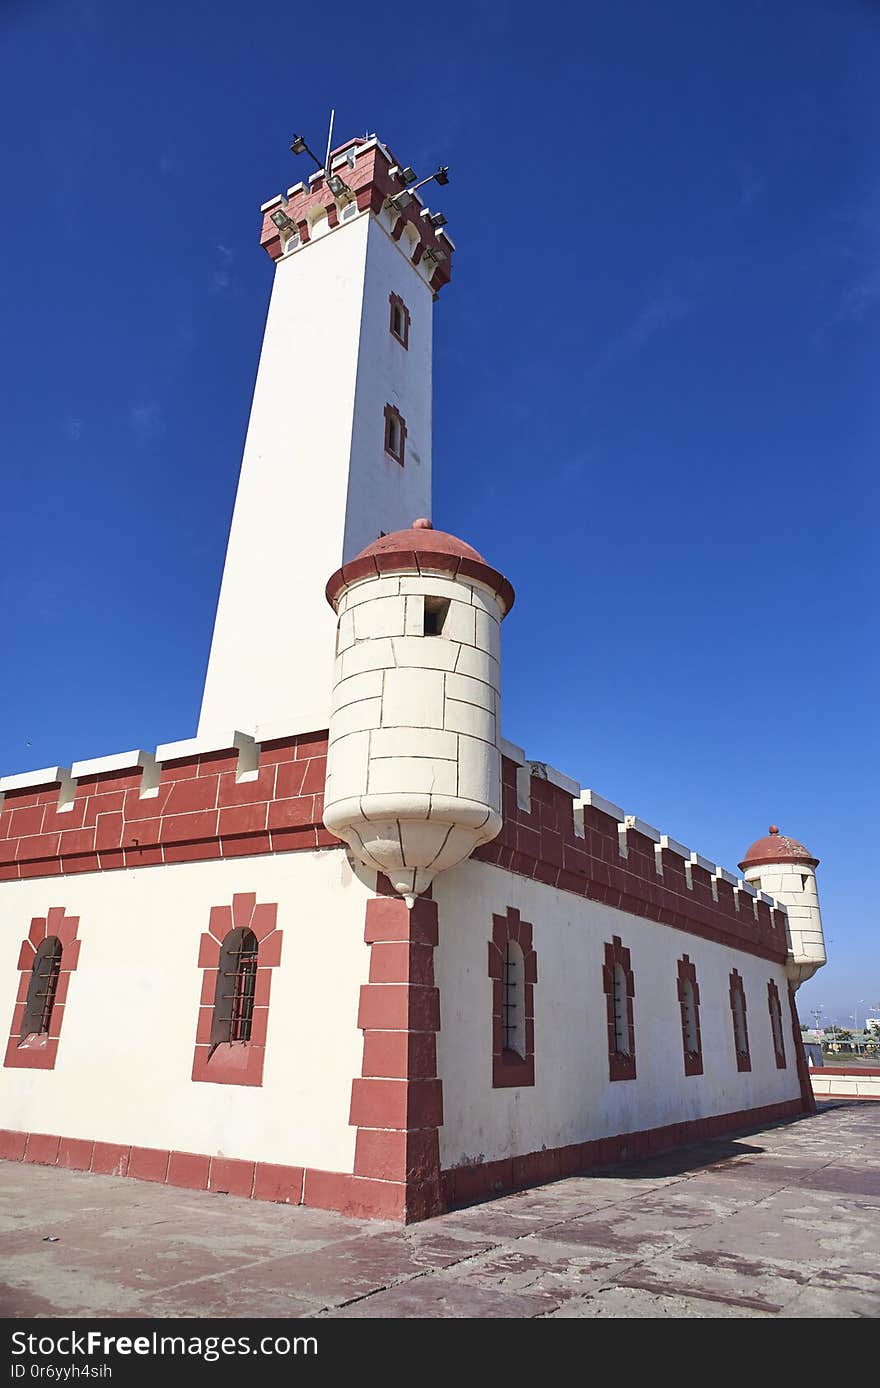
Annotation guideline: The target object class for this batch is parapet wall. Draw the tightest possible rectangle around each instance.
[472,743,789,965]
[0,731,787,964]
[0,732,332,882]
[258,136,453,294]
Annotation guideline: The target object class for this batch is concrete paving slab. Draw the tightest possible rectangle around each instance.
[0,1101,878,1318]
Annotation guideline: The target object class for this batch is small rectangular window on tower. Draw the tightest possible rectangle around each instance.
[383,404,407,466]
[423,597,450,636]
[389,293,410,349]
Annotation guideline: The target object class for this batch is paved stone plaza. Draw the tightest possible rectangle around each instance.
[1,1100,877,1319]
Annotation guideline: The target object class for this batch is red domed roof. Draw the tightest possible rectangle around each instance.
[326,519,514,614]
[355,520,486,565]
[739,826,818,871]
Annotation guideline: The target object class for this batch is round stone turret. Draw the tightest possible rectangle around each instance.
[740,825,826,987]
[323,521,514,904]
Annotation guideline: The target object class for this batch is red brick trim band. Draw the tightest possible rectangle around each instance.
[488,907,536,1088]
[677,953,703,1077]
[0,1094,813,1224]
[349,894,443,1223]
[0,734,334,884]
[4,909,81,1071]
[603,936,636,1082]
[441,1097,810,1209]
[808,1065,880,1077]
[729,968,751,1073]
[192,894,283,1088]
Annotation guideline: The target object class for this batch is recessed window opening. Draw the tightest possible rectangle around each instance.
[423,597,450,636]
[212,928,259,1046]
[502,940,525,1057]
[612,962,630,1055]
[392,303,404,336]
[733,990,748,1057]
[752,877,761,892]
[682,979,699,1053]
[21,937,62,1039]
[768,982,786,1067]
[388,413,401,455]
[801,874,809,891]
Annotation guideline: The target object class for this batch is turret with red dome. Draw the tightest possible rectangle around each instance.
[739,825,825,987]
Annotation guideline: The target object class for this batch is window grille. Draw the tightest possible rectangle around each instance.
[21,937,62,1038]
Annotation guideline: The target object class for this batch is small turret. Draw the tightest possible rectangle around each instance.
[739,826,826,987]
[323,519,514,904]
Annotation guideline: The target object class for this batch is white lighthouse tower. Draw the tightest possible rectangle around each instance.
[740,826,827,986]
[197,136,454,739]
[323,520,514,903]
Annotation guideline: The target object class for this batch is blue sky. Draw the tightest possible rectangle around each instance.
[1,0,876,1024]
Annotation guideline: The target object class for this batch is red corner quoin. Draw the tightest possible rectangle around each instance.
[348,894,443,1222]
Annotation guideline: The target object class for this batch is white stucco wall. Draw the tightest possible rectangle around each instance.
[0,849,370,1172]
[433,858,803,1170]
[198,210,434,739]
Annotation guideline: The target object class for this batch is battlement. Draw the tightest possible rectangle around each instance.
[258,136,454,294]
[1,728,788,964]
[0,728,333,882]
[485,739,789,962]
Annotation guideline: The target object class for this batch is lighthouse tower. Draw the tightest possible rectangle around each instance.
[739,826,827,986]
[198,137,454,739]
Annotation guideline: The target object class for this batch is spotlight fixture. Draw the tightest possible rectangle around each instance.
[428,211,447,228]
[327,172,350,198]
[433,166,450,186]
[289,132,324,169]
[400,166,417,185]
[423,245,448,264]
[270,209,296,236]
[389,190,413,212]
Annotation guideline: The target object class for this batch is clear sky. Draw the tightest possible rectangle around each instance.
[1,0,876,1025]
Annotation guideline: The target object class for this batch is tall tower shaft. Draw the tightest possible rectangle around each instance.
[198,137,453,738]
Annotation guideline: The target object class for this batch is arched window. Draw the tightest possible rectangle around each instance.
[768,980,787,1068]
[612,963,629,1055]
[21,937,62,1039]
[603,937,636,1080]
[677,954,703,1075]
[729,969,751,1072]
[212,929,259,1045]
[502,940,525,1058]
[488,907,537,1088]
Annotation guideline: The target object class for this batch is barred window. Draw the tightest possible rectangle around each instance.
[502,940,525,1058]
[612,963,630,1055]
[212,929,258,1045]
[729,969,751,1072]
[21,937,62,1039]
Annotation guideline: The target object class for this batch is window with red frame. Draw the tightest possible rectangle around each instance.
[384,404,406,465]
[677,954,703,1076]
[389,293,410,349]
[603,937,636,1081]
[729,969,751,1072]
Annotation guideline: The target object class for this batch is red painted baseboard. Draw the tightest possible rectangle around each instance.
[0,1094,811,1224]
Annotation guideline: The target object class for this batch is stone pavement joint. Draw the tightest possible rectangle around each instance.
[0,1101,877,1319]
